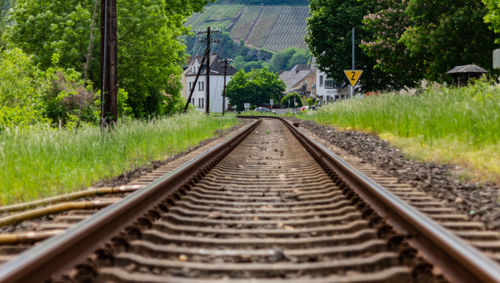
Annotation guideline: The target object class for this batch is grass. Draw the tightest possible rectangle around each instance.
[0,111,239,205]
[300,81,500,183]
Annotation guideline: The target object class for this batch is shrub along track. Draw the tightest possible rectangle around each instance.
[0,118,499,282]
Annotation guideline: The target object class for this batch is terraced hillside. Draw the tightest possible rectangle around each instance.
[187,5,309,52]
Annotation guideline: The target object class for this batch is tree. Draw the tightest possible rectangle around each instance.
[0,0,7,50]
[287,49,311,70]
[360,0,422,89]
[400,0,497,81]
[280,92,302,108]
[267,48,311,73]
[483,0,500,44]
[268,48,296,73]
[226,68,285,111]
[7,0,212,117]
[0,48,49,128]
[307,0,399,91]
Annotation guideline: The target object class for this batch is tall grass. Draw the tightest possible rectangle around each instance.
[302,81,500,181]
[0,111,238,205]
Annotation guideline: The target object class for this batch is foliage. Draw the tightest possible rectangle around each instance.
[215,0,308,5]
[361,0,422,89]
[43,68,99,128]
[6,0,97,73]
[0,48,50,128]
[7,0,210,118]
[280,92,303,107]
[483,0,500,44]
[307,0,399,91]
[226,68,285,110]
[0,0,7,49]
[0,111,238,205]
[268,47,311,73]
[0,48,103,129]
[400,0,497,81]
[306,97,314,106]
[232,55,268,72]
[186,33,272,72]
[302,80,500,182]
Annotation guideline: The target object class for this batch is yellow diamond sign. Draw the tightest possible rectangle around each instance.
[344,70,363,87]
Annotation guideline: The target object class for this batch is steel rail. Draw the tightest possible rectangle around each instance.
[0,119,261,283]
[241,115,500,283]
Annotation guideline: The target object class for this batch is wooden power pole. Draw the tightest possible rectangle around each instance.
[186,27,219,114]
[219,58,233,116]
[205,27,211,114]
[100,0,118,127]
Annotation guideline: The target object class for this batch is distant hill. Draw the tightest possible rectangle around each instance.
[186,4,309,52]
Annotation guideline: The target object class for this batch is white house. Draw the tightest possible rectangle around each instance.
[182,54,238,113]
[312,58,348,103]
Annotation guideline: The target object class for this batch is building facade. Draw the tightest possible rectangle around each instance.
[182,54,237,113]
[316,69,349,103]
[279,64,316,97]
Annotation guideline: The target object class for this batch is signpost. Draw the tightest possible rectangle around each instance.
[344,70,363,88]
[344,70,363,98]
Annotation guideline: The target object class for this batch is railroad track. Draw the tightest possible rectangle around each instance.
[0,117,499,282]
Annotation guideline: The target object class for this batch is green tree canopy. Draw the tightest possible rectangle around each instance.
[6,0,211,118]
[268,47,311,73]
[226,68,285,111]
[307,0,401,91]
[360,0,422,89]
[0,48,49,127]
[400,0,497,81]
[483,0,500,44]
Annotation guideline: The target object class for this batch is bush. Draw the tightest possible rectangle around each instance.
[0,48,50,128]
[281,92,303,108]
[306,97,314,106]
[0,48,107,129]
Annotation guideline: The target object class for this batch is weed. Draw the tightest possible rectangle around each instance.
[301,81,500,182]
[0,111,238,205]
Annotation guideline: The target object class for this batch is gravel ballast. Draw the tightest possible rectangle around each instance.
[288,117,500,231]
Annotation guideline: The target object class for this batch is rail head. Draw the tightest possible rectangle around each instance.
[240,115,500,283]
[0,119,261,283]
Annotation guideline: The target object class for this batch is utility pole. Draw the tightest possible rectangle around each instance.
[100,0,118,127]
[219,58,233,116]
[205,27,211,114]
[184,50,208,113]
[350,27,355,99]
[195,27,220,114]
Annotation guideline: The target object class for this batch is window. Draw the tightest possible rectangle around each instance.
[198,81,204,91]
[198,98,204,108]
[319,75,324,87]
[192,98,195,105]
[189,82,193,91]
[325,79,334,89]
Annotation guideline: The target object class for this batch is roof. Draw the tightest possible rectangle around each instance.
[186,54,238,76]
[279,65,314,91]
[446,64,488,74]
[291,64,310,72]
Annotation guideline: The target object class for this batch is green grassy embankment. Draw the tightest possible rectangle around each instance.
[301,81,500,183]
[0,112,238,205]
